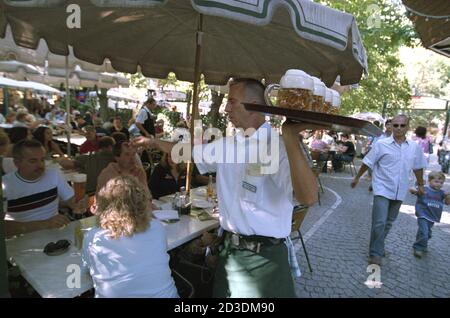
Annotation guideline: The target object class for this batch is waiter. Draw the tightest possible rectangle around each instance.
[136,98,157,138]
[132,78,318,297]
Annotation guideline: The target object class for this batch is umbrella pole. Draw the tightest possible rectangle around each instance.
[65,56,71,156]
[186,14,203,193]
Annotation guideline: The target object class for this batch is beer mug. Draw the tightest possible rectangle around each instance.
[264,69,314,110]
[330,90,341,115]
[72,173,87,202]
[311,77,326,113]
[323,88,333,114]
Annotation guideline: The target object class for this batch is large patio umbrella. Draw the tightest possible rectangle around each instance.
[0,0,369,189]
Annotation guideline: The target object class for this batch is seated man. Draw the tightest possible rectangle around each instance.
[79,125,99,155]
[3,139,86,238]
[332,134,356,172]
[58,136,116,194]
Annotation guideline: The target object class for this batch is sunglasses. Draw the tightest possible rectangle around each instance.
[392,124,407,128]
[44,239,71,256]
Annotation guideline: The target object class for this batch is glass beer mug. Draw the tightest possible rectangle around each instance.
[264,69,314,110]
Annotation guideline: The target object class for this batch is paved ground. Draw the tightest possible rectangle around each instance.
[293,154,450,298]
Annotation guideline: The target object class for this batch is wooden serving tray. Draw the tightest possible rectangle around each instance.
[244,103,382,137]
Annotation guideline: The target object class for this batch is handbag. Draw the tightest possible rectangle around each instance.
[428,141,434,154]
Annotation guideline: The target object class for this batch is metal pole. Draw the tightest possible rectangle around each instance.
[65,56,71,156]
[0,160,10,297]
[186,14,203,193]
[443,101,450,136]
[2,87,8,116]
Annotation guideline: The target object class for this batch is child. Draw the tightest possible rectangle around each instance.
[410,171,450,258]
[82,175,178,297]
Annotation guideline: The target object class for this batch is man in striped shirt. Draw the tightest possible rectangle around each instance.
[3,139,85,237]
[351,114,427,266]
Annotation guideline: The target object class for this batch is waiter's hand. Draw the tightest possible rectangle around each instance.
[131,136,156,149]
[350,177,360,188]
[282,120,330,136]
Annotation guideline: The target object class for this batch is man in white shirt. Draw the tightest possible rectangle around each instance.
[351,115,427,265]
[3,139,86,237]
[132,78,318,297]
[135,98,157,138]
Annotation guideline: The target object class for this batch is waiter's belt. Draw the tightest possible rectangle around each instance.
[224,231,285,253]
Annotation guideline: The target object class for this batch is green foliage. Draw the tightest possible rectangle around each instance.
[200,112,228,133]
[154,106,182,128]
[126,73,147,88]
[320,0,417,116]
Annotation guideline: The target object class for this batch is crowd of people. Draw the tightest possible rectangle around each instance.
[1,81,448,298]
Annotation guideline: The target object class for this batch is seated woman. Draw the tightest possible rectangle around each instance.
[32,126,64,159]
[310,130,330,172]
[0,130,16,174]
[82,175,179,298]
[150,152,186,199]
[5,126,32,156]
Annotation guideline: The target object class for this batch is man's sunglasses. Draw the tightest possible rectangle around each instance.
[393,124,406,128]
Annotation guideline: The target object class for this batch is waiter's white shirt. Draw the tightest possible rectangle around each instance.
[363,136,427,201]
[194,122,294,238]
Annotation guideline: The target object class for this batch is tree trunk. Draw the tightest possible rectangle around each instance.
[98,88,109,122]
[209,90,224,127]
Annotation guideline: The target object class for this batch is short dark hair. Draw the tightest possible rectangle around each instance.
[12,139,44,160]
[385,119,392,125]
[415,126,427,138]
[98,136,115,149]
[8,127,30,144]
[229,78,265,104]
[143,97,156,106]
[111,132,128,143]
[112,140,128,157]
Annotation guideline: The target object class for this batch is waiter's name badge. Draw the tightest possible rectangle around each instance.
[242,181,257,193]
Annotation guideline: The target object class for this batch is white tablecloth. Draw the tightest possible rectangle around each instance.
[6,214,219,298]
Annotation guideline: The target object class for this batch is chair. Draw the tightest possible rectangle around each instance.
[291,205,313,273]
[342,157,357,176]
[310,151,326,205]
[172,269,195,298]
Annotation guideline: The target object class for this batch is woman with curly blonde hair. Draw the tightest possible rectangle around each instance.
[82,175,178,298]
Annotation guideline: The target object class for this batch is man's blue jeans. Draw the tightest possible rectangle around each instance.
[369,196,402,257]
[413,218,434,252]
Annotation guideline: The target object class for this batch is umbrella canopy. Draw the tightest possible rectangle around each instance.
[0,0,368,87]
[402,0,450,58]
[0,60,129,88]
[0,76,61,94]
[0,25,116,72]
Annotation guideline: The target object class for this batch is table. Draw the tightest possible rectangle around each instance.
[6,214,219,298]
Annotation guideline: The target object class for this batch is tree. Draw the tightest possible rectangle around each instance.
[320,0,417,116]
